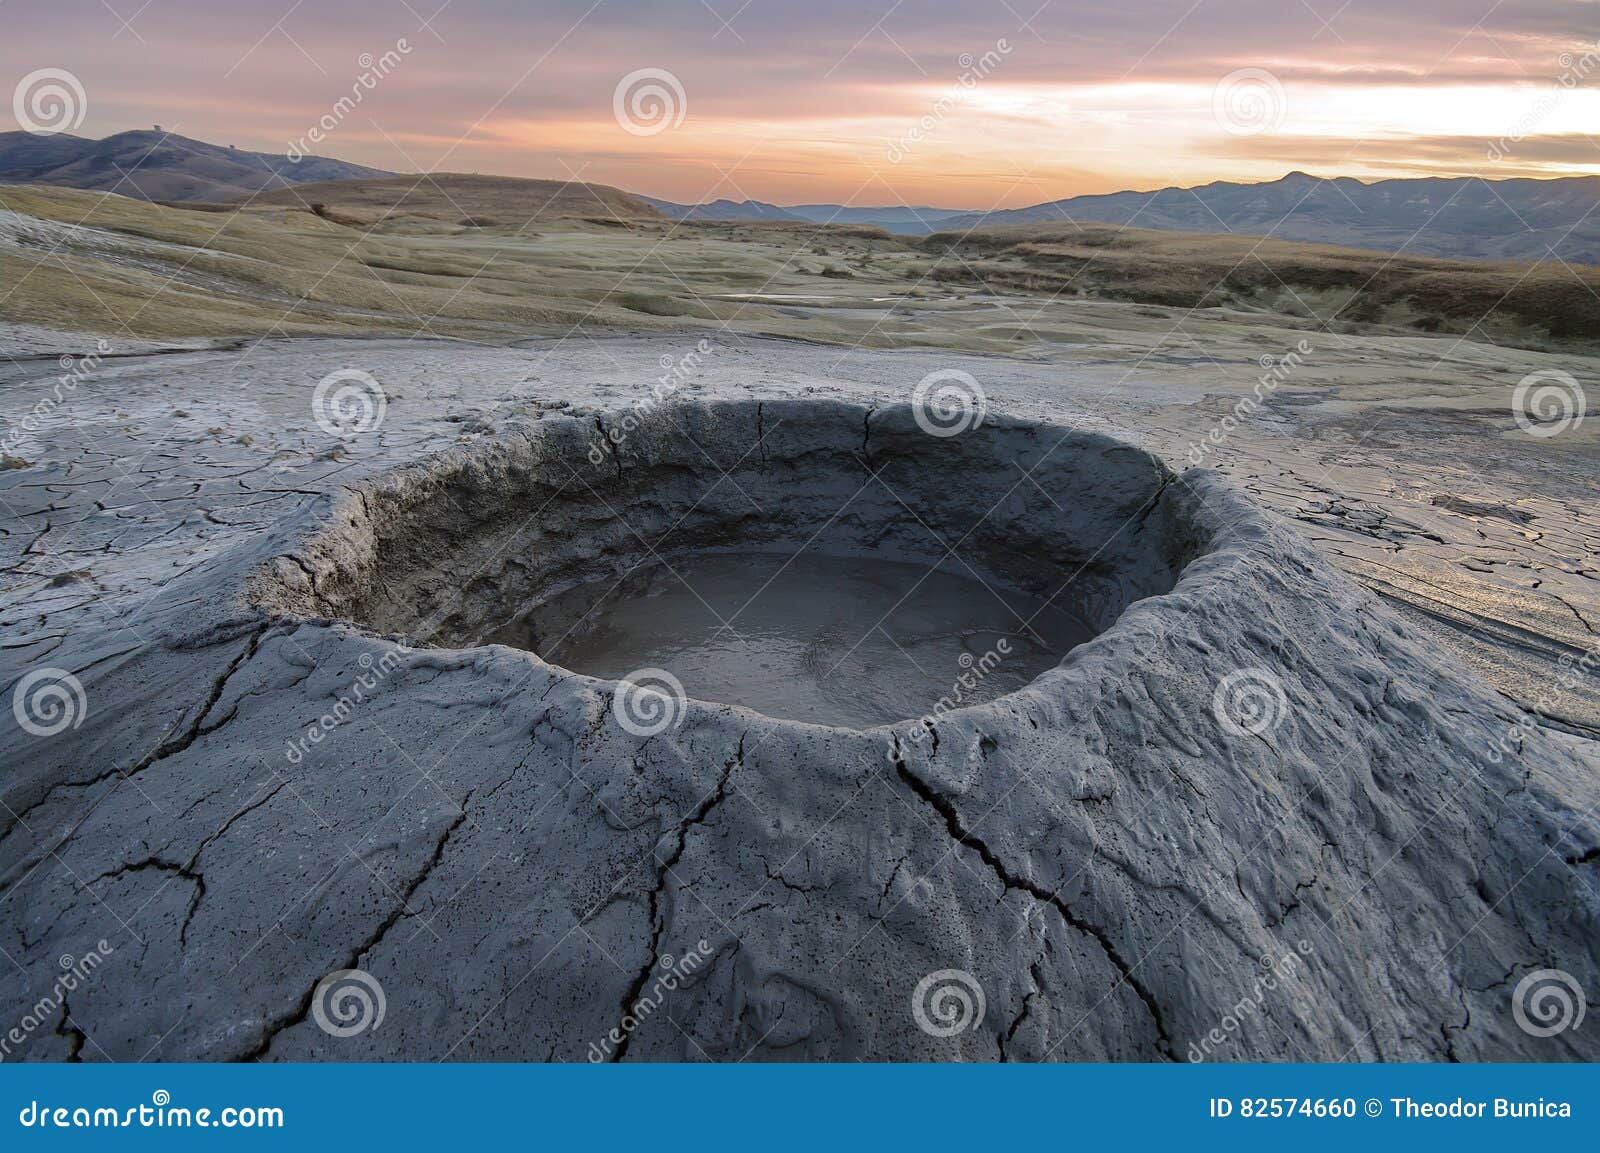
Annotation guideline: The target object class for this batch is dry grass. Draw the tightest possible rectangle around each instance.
[237,173,665,229]
[922,223,1600,349]
[0,184,929,345]
[5,182,1598,357]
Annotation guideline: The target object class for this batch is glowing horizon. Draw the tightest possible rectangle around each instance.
[7,0,1599,209]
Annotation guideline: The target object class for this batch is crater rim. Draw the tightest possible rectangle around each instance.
[252,398,1256,734]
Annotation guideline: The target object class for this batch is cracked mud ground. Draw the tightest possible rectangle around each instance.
[2,332,1597,1061]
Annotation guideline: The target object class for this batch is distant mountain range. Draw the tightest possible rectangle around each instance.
[0,130,391,202]
[932,171,1600,265]
[3,131,1596,264]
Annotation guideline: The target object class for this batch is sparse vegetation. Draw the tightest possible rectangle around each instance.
[5,181,1596,354]
[921,223,1600,351]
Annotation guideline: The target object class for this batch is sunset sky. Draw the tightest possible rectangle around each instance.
[8,0,1600,207]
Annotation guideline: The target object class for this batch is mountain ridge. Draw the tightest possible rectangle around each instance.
[932,170,1600,264]
[0,129,392,203]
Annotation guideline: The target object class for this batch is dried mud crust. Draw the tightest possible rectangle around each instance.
[4,394,1597,1063]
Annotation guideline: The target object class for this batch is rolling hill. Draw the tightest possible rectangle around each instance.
[244,173,665,226]
[0,132,668,225]
[0,130,390,202]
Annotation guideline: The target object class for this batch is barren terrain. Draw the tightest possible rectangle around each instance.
[1,186,1597,1061]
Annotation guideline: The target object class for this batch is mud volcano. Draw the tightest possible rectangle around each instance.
[248,398,1600,1061]
[10,399,1591,1064]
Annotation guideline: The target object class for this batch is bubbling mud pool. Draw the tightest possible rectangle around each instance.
[482,551,1095,728]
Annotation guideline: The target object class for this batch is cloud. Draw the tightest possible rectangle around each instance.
[1220,131,1600,175]
[6,0,1598,201]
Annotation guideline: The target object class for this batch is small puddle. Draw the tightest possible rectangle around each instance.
[484,551,1094,728]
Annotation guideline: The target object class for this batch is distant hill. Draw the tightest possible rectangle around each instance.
[786,204,969,230]
[640,197,808,223]
[641,195,968,233]
[935,171,1600,265]
[0,130,390,202]
[247,173,665,226]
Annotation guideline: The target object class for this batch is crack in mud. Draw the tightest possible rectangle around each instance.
[892,735,1176,1059]
[610,732,743,1062]
[1,620,272,857]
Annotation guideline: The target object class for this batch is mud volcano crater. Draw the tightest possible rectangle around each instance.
[272,399,1196,727]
